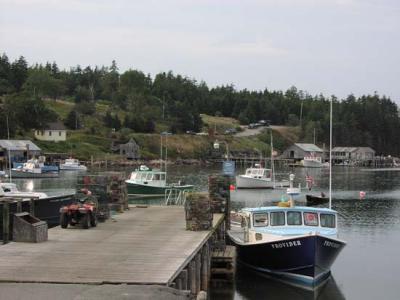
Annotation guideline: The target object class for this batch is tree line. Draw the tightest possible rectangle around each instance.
[0,53,399,155]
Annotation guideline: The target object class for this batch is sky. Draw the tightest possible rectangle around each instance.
[1,0,399,101]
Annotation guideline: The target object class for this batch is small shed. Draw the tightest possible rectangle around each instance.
[34,122,67,142]
[117,138,140,160]
[332,147,375,162]
[0,140,41,163]
[280,143,324,161]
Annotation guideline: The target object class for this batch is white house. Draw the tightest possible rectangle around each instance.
[35,122,67,142]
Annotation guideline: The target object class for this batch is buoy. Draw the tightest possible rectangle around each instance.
[229,184,235,191]
[359,191,366,200]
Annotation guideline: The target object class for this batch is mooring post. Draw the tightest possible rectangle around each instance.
[16,199,22,213]
[2,201,10,244]
[201,243,210,291]
[180,269,188,291]
[189,260,197,294]
[29,198,35,216]
[195,253,201,294]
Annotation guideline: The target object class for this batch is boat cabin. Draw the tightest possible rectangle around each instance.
[128,166,167,187]
[232,206,338,243]
[244,167,272,179]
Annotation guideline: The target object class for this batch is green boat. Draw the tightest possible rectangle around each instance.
[125,165,193,197]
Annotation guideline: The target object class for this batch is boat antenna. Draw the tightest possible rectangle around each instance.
[329,98,332,209]
[271,130,276,188]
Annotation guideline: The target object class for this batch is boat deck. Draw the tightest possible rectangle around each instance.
[0,206,223,285]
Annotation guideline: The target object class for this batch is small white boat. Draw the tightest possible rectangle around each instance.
[236,164,289,189]
[301,156,329,168]
[11,158,59,178]
[236,165,274,189]
[60,158,87,171]
[0,182,48,199]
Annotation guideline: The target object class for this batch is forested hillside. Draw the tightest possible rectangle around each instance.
[0,53,399,156]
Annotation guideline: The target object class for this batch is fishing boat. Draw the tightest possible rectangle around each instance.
[125,165,193,196]
[60,158,87,171]
[228,205,345,289]
[229,99,344,289]
[236,131,289,189]
[236,165,274,189]
[11,158,59,178]
[306,193,329,206]
[302,155,324,168]
[0,183,75,239]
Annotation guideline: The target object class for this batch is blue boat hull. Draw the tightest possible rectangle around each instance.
[232,235,345,289]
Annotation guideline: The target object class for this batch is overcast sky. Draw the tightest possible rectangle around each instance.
[1,0,399,101]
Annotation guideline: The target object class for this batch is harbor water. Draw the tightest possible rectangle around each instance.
[7,165,400,300]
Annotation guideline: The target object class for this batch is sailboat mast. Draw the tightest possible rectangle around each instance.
[271,130,276,188]
[329,98,333,209]
[160,134,163,172]
[6,114,12,182]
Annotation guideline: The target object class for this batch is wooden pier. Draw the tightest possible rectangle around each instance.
[0,206,224,289]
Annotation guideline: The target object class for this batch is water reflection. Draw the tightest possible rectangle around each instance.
[211,265,345,300]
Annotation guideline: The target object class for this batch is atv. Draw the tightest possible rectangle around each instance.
[60,189,98,229]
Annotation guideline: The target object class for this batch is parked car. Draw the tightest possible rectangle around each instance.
[224,128,237,135]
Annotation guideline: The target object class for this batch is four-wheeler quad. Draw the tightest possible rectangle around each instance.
[60,188,98,229]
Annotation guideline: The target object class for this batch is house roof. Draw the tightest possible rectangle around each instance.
[294,143,323,152]
[0,140,41,151]
[332,147,375,153]
[44,122,66,131]
[332,147,358,153]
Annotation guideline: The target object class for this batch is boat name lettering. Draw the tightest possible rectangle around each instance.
[271,240,301,249]
[323,240,340,248]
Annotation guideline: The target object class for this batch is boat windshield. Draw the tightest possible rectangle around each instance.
[253,213,268,227]
[270,212,285,226]
[320,214,336,228]
[304,212,319,226]
[249,210,336,229]
[287,211,302,225]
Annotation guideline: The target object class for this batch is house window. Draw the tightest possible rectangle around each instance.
[59,131,62,136]
[49,131,52,136]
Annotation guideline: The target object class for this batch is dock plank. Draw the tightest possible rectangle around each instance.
[0,206,223,285]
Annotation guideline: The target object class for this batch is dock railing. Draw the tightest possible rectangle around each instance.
[165,189,190,205]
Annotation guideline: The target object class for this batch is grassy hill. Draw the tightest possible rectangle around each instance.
[36,100,299,161]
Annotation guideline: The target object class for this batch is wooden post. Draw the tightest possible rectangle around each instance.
[2,201,10,244]
[196,253,201,294]
[30,198,35,216]
[180,269,188,291]
[201,243,210,291]
[189,260,197,294]
[16,199,22,213]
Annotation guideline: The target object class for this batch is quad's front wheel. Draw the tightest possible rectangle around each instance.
[90,213,97,227]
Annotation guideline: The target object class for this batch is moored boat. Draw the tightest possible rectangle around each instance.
[0,183,75,239]
[60,158,87,171]
[11,158,59,178]
[228,205,346,289]
[125,165,193,197]
[306,193,329,206]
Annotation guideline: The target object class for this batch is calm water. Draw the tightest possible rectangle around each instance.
[7,165,400,300]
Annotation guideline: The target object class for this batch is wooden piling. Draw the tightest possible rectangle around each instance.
[201,243,210,291]
[2,201,9,244]
[189,260,197,294]
[195,253,201,294]
[29,198,35,216]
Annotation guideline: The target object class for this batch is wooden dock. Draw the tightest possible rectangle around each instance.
[0,206,223,286]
